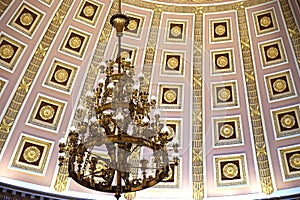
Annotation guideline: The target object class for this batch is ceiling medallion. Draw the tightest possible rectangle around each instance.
[220,124,234,138]
[170,26,182,37]
[289,153,300,169]
[222,162,238,179]
[167,57,179,69]
[121,51,130,60]
[260,16,271,27]
[164,89,177,103]
[280,114,295,129]
[216,56,228,68]
[23,146,41,163]
[39,105,55,120]
[20,12,34,26]
[54,68,69,83]
[217,88,231,101]
[215,24,226,36]
[69,36,82,49]
[83,5,95,17]
[0,44,14,59]
[127,19,138,31]
[266,46,279,59]
[273,79,287,92]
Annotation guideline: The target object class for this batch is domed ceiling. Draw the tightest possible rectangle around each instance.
[0,0,300,199]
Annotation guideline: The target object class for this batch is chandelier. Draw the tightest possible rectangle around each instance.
[58,1,179,199]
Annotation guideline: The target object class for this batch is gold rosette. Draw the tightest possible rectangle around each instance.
[215,24,226,36]
[216,56,228,68]
[280,114,295,129]
[69,36,82,49]
[164,90,177,103]
[273,79,287,92]
[20,13,34,26]
[167,57,179,69]
[220,124,234,138]
[289,153,300,169]
[83,5,95,17]
[260,16,271,27]
[23,146,41,163]
[222,163,238,179]
[0,44,14,59]
[266,47,279,59]
[54,69,69,83]
[218,88,231,101]
[127,19,138,31]
[39,105,55,121]
[170,26,181,37]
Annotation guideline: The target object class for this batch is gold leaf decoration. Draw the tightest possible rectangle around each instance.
[0,118,13,133]
[289,153,300,169]
[23,146,41,163]
[0,44,15,59]
[20,13,34,26]
[18,78,32,93]
[222,163,238,178]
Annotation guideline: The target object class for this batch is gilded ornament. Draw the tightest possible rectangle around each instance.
[170,26,182,37]
[163,89,177,103]
[266,47,279,59]
[39,105,55,120]
[0,44,14,59]
[217,88,231,101]
[54,68,69,83]
[273,79,287,92]
[23,146,41,163]
[121,51,130,60]
[215,24,226,36]
[222,162,238,178]
[289,153,300,169]
[167,57,179,69]
[69,36,82,49]
[220,124,234,138]
[280,114,295,129]
[216,56,228,68]
[260,16,271,27]
[83,5,95,17]
[127,19,138,31]
[20,13,34,26]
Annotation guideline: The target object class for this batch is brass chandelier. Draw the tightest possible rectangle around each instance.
[58,0,178,199]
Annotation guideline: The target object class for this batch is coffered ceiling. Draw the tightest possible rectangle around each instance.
[0,0,300,199]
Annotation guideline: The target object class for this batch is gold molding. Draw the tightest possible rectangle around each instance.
[237,3,274,195]
[0,0,72,153]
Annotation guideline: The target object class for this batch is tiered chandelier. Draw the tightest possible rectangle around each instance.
[58,0,178,199]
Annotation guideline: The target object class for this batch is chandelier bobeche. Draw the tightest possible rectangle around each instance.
[58,1,178,199]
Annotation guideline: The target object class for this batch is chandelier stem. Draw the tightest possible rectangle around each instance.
[118,35,121,73]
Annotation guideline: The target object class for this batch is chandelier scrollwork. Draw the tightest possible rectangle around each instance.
[58,0,179,199]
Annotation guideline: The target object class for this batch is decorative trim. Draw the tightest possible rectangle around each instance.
[213,153,248,188]
[26,94,67,132]
[9,133,54,176]
[271,105,300,139]
[8,2,44,38]
[0,33,26,72]
[239,2,274,195]
[54,0,118,192]
[253,7,279,36]
[74,0,103,27]
[264,69,297,102]
[278,144,300,181]
[0,0,13,18]
[0,0,73,158]
[192,10,204,200]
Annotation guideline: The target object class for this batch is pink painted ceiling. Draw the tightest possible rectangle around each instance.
[0,0,300,199]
